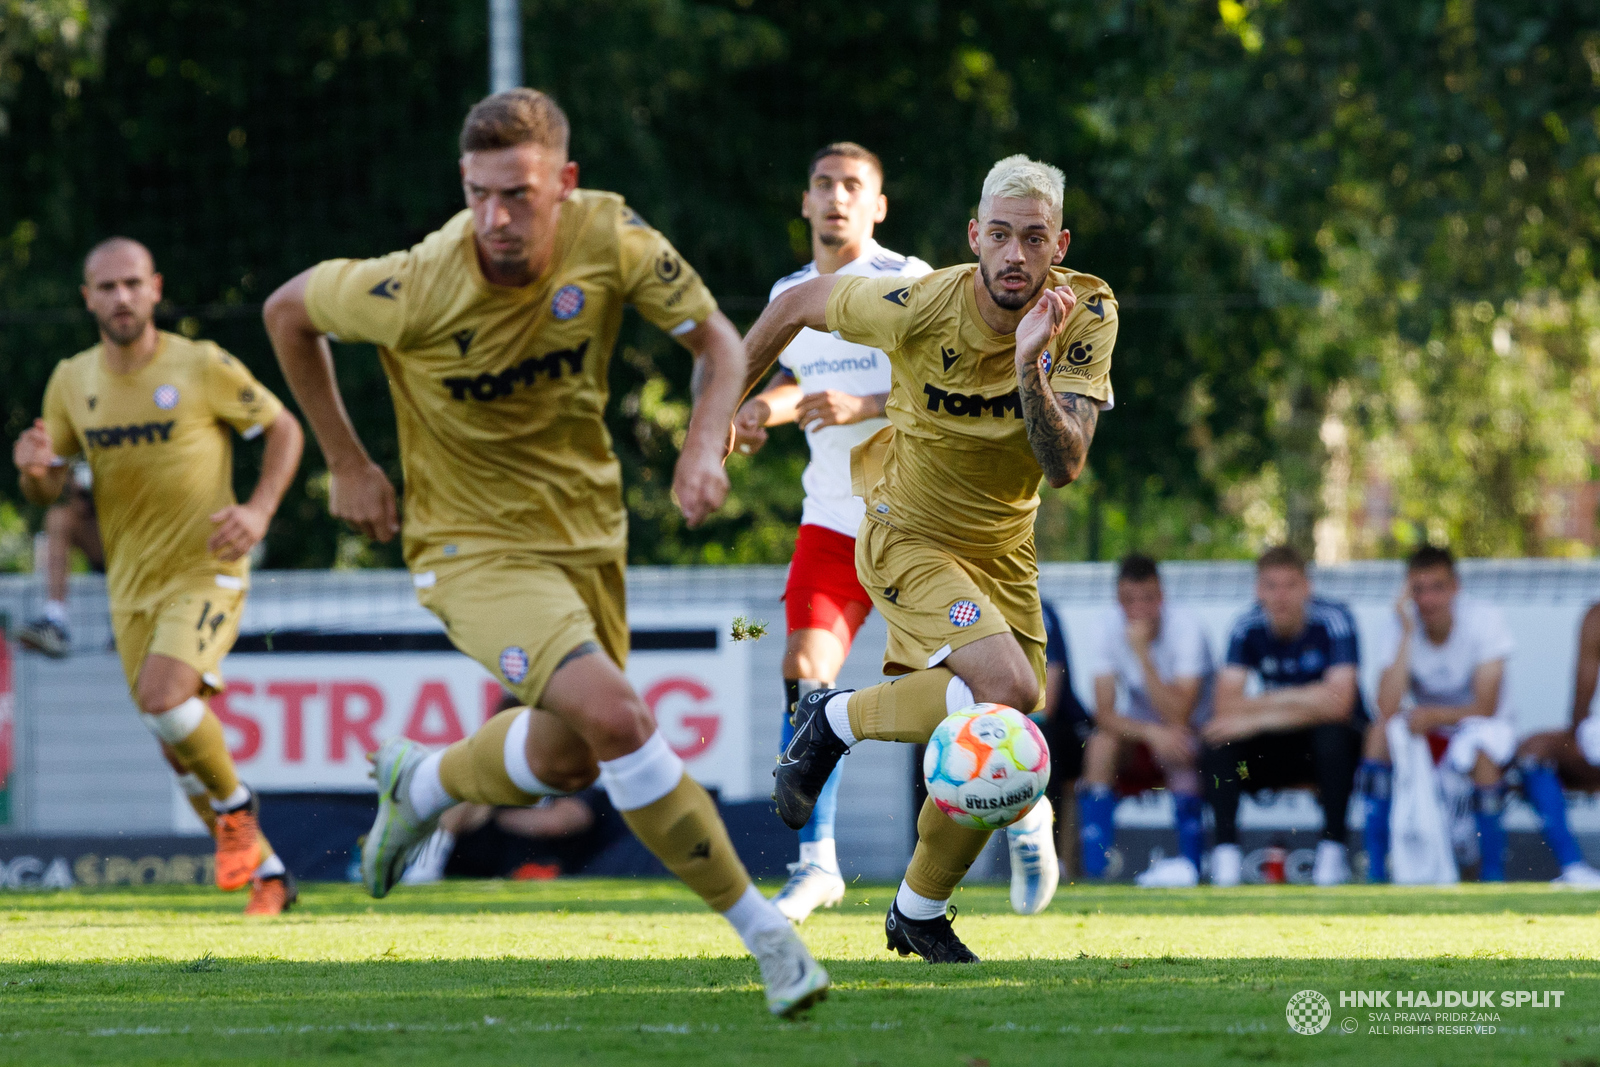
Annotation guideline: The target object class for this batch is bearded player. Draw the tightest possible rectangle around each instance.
[731,142,931,922]
[263,89,827,1016]
[15,238,304,914]
[742,155,1116,960]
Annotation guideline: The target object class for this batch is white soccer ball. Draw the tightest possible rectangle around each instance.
[923,702,1051,830]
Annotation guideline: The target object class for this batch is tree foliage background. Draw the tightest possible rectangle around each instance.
[2,0,1599,569]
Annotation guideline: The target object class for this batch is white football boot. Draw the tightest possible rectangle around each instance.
[772,862,847,923]
[400,828,456,886]
[1007,797,1060,914]
[1210,844,1243,887]
[750,925,830,1017]
[361,738,441,898]
[1136,855,1199,888]
[1312,841,1351,886]
[1551,861,1600,887]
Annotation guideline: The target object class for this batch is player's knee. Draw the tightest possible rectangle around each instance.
[44,504,72,537]
[582,694,656,761]
[527,750,598,795]
[134,678,191,717]
[997,669,1039,715]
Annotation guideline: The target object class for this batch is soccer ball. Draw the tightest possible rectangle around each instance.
[923,703,1051,830]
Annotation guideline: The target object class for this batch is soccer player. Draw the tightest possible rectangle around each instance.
[742,154,1116,960]
[1203,545,1362,887]
[1360,545,1516,881]
[16,464,102,657]
[13,238,304,914]
[1079,553,1214,888]
[262,89,828,1016]
[1512,606,1600,884]
[731,141,931,922]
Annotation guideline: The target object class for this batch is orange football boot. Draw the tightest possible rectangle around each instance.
[214,796,265,891]
[245,871,298,916]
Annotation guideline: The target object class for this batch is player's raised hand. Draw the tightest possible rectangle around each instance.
[330,459,400,543]
[672,439,730,528]
[796,389,878,431]
[208,502,270,562]
[732,398,770,456]
[1014,285,1076,368]
[12,419,60,478]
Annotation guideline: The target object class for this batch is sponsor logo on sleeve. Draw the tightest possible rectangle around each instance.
[949,600,981,628]
[153,385,180,410]
[369,277,401,299]
[655,252,683,283]
[551,284,586,320]
[1065,340,1095,366]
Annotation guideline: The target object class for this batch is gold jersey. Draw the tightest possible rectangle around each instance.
[40,332,285,610]
[304,191,718,571]
[827,264,1117,558]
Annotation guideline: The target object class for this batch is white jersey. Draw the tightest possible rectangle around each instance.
[1374,597,1515,728]
[1086,604,1215,725]
[769,238,932,536]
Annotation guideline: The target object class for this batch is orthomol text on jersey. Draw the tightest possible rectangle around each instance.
[795,351,880,379]
[83,420,177,449]
[442,340,589,402]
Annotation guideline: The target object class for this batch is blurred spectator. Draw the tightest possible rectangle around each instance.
[18,463,102,658]
[402,788,623,883]
[1039,598,1091,878]
[1078,553,1214,887]
[1511,604,1600,884]
[1206,546,1362,887]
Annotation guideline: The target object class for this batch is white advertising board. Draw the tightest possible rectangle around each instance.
[214,606,752,800]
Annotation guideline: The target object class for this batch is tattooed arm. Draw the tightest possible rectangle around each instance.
[1019,372,1099,488]
[1014,286,1099,488]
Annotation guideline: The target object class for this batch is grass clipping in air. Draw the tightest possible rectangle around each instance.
[729,615,767,642]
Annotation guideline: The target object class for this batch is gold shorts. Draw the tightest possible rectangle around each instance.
[415,554,628,706]
[112,574,247,696]
[855,519,1046,709]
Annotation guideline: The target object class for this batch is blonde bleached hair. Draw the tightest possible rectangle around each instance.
[978,154,1066,224]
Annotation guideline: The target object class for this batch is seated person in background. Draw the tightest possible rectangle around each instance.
[402,787,622,882]
[1204,545,1362,888]
[1363,545,1517,882]
[1078,553,1214,888]
[1040,597,1092,881]
[18,462,103,658]
[1504,604,1600,885]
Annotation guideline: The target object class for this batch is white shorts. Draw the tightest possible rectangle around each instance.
[1432,716,1516,774]
[1576,717,1600,767]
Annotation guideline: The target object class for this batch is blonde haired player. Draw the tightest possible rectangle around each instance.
[744,155,1117,960]
[263,89,827,1016]
[14,238,305,915]
[732,142,931,922]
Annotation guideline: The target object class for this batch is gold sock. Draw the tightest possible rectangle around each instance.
[620,774,751,913]
[185,792,219,835]
[904,794,993,901]
[847,668,956,744]
[437,707,541,806]
[170,708,241,801]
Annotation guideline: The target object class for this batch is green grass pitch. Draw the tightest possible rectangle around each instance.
[2,879,1598,1066]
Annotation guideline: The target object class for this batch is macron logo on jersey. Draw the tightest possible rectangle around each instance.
[369,277,401,299]
[883,286,911,307]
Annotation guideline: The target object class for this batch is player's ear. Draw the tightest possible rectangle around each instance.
[967,218,981,257]
[150,272,164,301]
[1054,228,1071,264]
[872,193,887,225]
[559,159,579,199]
